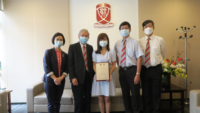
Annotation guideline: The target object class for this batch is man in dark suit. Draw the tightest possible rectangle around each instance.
[68,29,94,113]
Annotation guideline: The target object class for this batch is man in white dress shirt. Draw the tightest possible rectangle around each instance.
[115,21,144,113]
[139,20,166,113]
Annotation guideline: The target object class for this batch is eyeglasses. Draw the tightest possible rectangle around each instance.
[56,38,63,41]
[144,25,153,28]
[121,27,129,30]
[80,35,88,37]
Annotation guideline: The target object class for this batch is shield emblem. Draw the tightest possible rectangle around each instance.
[96,3,111,24]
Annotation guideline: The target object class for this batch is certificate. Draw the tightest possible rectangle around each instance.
[96,62,109,81]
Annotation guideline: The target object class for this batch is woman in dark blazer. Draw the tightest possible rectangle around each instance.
[43,32,68,113]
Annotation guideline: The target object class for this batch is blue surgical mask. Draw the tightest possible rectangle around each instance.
[121,29,130,37]
[54,40,63,48]
[80,37,88,44]
[99,41,108,47]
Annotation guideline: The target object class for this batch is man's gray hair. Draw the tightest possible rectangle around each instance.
[78,29,89,36]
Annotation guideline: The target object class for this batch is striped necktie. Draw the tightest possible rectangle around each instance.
[83,46,88,70]
[120,40,126,67]
[144,38,150,68]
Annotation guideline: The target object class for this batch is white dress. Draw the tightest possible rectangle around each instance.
[91,50,116,96]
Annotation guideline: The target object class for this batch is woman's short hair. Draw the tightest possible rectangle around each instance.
[52,32,65,45]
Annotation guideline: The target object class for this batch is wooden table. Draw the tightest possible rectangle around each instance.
[161,84,185,113]
[6,90,13,113]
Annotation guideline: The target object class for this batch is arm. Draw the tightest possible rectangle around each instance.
[93,61,98,81]
[91,46,95,75]
[116,54,119,67]
[43,50,53,76]
[43,50,57,79]
[60,53,68,79]
[161,38,166,58]
[93,61,96,72]
[134,56,142,85]
[57,54,68,83]
[136,56,142,74]
[134,41,144,84]
[68,45,76,80]
[68,45,78,86]
[114,43,120,68]
[63,54,68,75]
[109,61,116,75]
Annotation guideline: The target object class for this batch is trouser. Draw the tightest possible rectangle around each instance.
[72,70,92,113]
[141,64,162,113]
[44,82,65,113]
[119,66,141,113]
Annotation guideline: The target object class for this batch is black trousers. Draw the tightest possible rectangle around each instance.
[141,64,162,113]
[72,70,92,113]
[44,82,65,113]
[119,66,140,113]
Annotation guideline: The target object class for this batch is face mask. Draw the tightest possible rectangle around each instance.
[121,29,130,37]
[80,37,88,44]
[144,27,153,35]
[99,41,108,48]
[54,40,63,48]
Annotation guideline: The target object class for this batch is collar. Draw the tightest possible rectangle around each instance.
[121,37,130,42]
[145,34,154,40]
[54,47,62,52]
[79,42,87,48]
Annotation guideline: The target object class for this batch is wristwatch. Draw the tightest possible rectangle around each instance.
[136,73,140,75]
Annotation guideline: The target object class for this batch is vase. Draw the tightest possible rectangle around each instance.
[162,73,171,87]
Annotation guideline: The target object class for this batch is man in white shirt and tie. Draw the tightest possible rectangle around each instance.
[139,20,166,113]
[115,21,144,113]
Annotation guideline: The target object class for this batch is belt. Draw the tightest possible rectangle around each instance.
[142,64,161,69]
[120,65,136,70]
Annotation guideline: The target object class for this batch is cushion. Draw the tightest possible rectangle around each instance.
[113,68,121,88]
[34,89,73,105]
[91,88,142,104]
[64,75,71,89]
[197,106,200,113]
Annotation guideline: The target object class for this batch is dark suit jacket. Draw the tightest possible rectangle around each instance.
[43,48,68,85]
[68,42,95,85]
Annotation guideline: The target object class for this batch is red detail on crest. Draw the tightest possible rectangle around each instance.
[94,3,114,28]
[96,3,111,24]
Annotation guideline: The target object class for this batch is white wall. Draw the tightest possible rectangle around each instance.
[69,0,139,50]
[2,0,139,102]
[3,0,69,102]
[0,10,7,89]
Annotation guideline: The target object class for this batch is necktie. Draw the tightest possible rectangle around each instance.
[83,46,88,70]
[144,38,150,68]
[120,40,126,67]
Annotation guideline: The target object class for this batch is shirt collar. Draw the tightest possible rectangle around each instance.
[54,47,62,52]
[145,34,154,40]
[79,42,86,48]
[121,37,130,42]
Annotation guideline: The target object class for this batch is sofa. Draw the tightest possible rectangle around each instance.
[27,68,143,112]
[190,89,200,113]
[0,90,8,113]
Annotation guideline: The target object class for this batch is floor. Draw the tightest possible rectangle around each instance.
[11,100,190,113]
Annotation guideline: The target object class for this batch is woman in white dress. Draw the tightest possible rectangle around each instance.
[92,33,116,113]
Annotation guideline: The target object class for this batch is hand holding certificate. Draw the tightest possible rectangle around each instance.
[96,62,109,81]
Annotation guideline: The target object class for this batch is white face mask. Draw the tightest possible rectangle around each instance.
[99,41,108,48]
[144,27,153,35]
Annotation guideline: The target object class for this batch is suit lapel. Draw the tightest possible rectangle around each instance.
[76,42,84,61]
[86,44,89,71]
[61,51,65,71]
